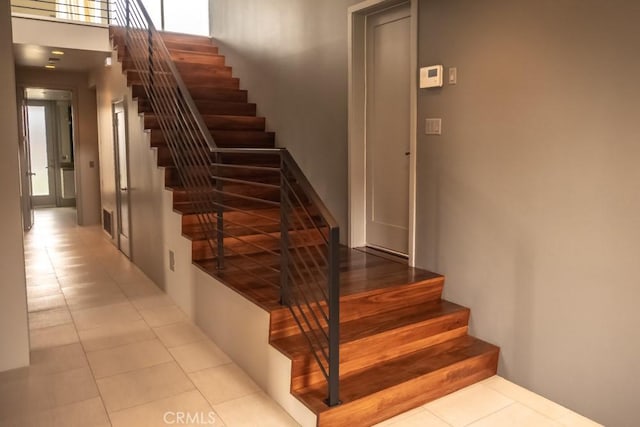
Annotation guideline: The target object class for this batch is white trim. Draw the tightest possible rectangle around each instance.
[347,0,418,266]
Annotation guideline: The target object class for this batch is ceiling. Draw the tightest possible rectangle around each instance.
[25,88,72,101]
[13,43,110,71]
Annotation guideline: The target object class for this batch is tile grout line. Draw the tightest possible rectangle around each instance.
[481,379,569,424]
[46,236,116,427]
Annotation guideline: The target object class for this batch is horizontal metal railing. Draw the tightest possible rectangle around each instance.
[113,0,340,407]
[11,0,113,25]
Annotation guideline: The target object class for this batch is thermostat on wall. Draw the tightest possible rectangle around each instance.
[420,65,443,88]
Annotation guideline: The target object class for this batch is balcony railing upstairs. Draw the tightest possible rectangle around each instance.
[11,0,113,26]
[112,0,341,408]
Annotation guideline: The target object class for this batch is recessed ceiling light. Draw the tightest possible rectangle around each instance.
[51,50,64,55]
[45,64,56,69]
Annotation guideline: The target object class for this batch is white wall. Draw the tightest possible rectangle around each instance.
[12,16,110,52]
[0,0,30,372]
[417,1,640,426]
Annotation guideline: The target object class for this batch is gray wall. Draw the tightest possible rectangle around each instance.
[15,68,102,226]
[417,1,640,426]
[210,0,364,236]
[0,0,30,372]
[93,53,166,286]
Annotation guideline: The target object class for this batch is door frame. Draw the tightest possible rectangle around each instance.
[112,100,132,258]
[18,84,83,223]
[16,87,33,230]
[348,0,418,265]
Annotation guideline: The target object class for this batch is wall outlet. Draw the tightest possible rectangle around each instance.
[425,118,442,135]
[169,250,175,272]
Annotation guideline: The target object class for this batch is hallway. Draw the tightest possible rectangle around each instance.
[0,208,601,426]
[1,208,297,426]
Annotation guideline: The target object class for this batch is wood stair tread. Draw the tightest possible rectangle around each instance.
[195,248,443,310]
[296,335,499,415]
[272,300,469,356]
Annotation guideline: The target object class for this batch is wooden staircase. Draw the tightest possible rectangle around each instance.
[111,29,499,427]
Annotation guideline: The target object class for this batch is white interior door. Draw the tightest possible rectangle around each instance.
[17,88,34,230]
[365,2,411,255]
[113,102,131,258]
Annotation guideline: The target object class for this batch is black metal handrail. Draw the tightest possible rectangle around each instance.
[113,0,340,407]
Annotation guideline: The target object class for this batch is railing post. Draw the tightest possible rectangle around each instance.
[327,226,340,407]
[148,28,154,89]
[279,154,290,306]
[215,153,225,270]
[125,0,130,27]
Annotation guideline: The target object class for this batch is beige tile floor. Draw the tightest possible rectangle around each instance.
[0,208,602,427]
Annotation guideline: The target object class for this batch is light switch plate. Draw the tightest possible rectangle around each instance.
[449,67,457,85]
[425,118,442,135]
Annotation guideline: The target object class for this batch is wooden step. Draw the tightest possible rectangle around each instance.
[272,300,470,390]
[170,50,227,66]
[297,335,498,427]
[173,188,279,217]
[191,227,323,260]
[150,128,274,149]
[175,62,234,79]
[163,40,219,54]
[144,114,265,131]
[181,220,282,242]
[154,136,276,167]
[159,31,215,45]
[132,84,248,103]
[181,206,281,227]
[270,273,444,341]
[122,61,233,79]
[128,72,240,89]
[163,160,280,188]
[138,98,256,116]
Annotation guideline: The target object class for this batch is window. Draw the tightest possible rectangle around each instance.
[140,0,209,36]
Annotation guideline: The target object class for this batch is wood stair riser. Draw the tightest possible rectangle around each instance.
[125,66,234,81]
[128,74,240,89]
[181,207,281,228]
[270,278,445,340]
[170,50,228,66]
[190,228,324,260]
[139,99,257,116]
[144,114,265,131]
[132,84,249,103]
[287,316,470,390]
[313,351,499,427]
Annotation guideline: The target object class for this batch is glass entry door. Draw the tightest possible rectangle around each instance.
[27,102,57,207]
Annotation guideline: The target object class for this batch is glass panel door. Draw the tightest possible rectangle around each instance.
[27,104,56,206]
